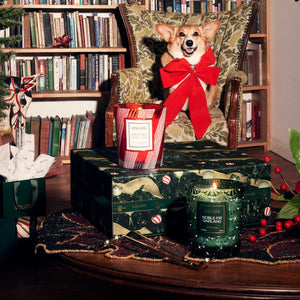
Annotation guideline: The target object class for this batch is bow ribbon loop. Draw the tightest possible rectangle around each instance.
[160,46,220,139]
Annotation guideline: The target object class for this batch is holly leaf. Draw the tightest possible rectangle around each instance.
[289,128,300,173]
[274,194,289,201]
[290,193,300,208]
[277,201,300,219]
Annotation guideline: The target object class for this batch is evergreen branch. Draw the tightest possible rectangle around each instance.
[0,50,15,63]
[0,6,24,121]
[0,35,22,47]
[0,7,23,29]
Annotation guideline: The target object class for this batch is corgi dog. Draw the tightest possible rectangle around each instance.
[156,22,220,110]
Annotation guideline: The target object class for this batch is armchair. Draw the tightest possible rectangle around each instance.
[105,3,258,149]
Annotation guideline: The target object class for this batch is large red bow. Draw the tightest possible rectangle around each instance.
[160,46,220,139]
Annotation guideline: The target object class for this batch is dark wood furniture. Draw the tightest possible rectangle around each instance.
[54,148,300,299]
[58,250,300,299]
[1,148,299,299]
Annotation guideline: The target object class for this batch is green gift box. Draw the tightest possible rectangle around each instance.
[0,176,46,221]
[71,141,271,237]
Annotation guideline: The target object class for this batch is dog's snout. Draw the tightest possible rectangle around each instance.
[186,40,193,47]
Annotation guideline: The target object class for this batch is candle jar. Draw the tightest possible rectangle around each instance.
[114,103,166,170]
[187,179,244,259]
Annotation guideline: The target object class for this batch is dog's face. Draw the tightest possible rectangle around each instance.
[156,22,220,65]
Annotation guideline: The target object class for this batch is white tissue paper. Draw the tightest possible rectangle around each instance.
[0,134,55,182]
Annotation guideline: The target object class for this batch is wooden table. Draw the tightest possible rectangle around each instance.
[47,156,300,299]
[58,250,300,299]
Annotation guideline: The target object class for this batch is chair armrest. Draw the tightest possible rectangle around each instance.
[224,70,247,150]
[105,68,146,147]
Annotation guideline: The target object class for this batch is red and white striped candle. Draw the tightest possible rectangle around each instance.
[114,103,166,170]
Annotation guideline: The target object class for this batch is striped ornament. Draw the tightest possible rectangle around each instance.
[264,206,271,217]
[162,175,171,184]
[151,214,162,224]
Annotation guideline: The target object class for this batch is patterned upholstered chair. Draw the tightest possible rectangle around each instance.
[105,3,258,149]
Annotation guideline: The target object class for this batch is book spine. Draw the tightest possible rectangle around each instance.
[80,54,86,90]
[246,101,252,141]
[60,119,67,155]
[48,58,54,90]
[40,117,50,155]
[38,59,46,90]
[29,12,37,48]
[51,117,61,156]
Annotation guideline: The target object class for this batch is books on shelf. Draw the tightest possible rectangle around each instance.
[23,11,122,49]
[142,0,252,13]
[243,41,263,86]
[12,0,127,6]
[26,111,100,158]
[2,53,125,92]
[1,10,122,49]
[241,100,260,142]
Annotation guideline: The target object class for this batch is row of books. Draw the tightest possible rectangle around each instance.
[23,11,122,49]
[240,100,260,142]
[27,112,101,158]
[11,0,126,5]
[2,53,125,91]
[143,0,252,13]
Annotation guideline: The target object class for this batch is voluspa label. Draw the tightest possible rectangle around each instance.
[197,201,228,235]
[126,119,153,151]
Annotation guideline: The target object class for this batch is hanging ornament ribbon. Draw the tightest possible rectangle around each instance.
[6,76,37,127]
[160,46,220,139]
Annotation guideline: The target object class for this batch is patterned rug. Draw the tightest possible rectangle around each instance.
[35,208,300,265]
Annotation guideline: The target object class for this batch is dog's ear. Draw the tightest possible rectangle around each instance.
[200,21,220,41]
[155,24,176,42]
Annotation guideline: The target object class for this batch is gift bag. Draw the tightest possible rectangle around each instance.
[0,177,46,220]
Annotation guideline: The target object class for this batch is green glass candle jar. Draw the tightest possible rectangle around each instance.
[187,179,244,259]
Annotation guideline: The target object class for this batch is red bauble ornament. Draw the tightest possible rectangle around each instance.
[264,156,270,162]
[295,215,300,223]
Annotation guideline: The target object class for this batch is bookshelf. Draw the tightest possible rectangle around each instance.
[2,3,127,99]
[239,0,270,150]
[1,2,128,162]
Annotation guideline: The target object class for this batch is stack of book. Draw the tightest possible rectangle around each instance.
[27,111,102,158]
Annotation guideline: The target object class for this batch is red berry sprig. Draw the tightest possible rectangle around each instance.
[276,221,283,231]
[249,216,300,242]
[249,218,269,242]
[264,156,296,196]
[284,220,293,229]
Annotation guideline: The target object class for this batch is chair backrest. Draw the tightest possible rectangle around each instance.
[118,3,257,108]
